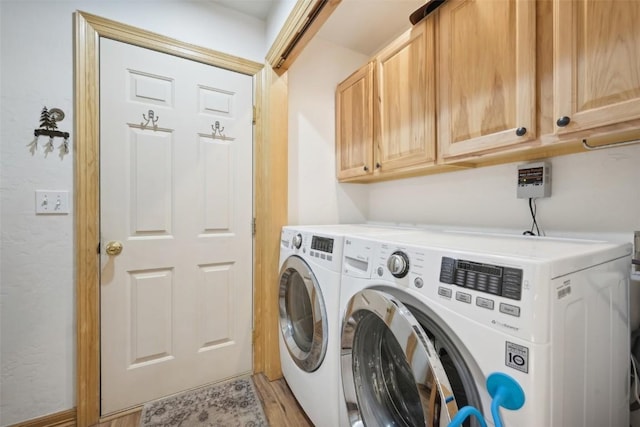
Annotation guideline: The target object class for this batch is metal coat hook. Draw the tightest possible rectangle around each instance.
[211,121,225,137]
[141,110,159,128]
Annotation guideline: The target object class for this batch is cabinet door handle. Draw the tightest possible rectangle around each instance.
[363,165,369,172]
[515,127,527,137]
[556,116,571,127]
[376,163,381,169]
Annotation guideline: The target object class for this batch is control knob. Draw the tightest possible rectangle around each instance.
[292,233,303,249]
[387,251,410,278]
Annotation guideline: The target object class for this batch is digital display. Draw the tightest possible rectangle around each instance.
[440,257,523,301]
[311,236,334,254]
[518,167,544,186]
[456,260,503,277]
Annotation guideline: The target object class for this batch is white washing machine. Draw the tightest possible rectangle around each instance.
[339,230,632,426]
[278,224,418,427]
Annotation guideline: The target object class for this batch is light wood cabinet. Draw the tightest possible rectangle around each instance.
[335,0,640,183]
[553,0,640,135]
[336,19,435,181]
[437,0,537,160]
[374,18,435,173]
[335,62,374,180]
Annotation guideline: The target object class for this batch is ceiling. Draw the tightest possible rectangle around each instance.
[210,0,276,21]
[317,0,425,55]
[210,0,425,55]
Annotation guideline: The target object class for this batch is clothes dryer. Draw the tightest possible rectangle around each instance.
[339,230,632,426]
[278,224,416,427]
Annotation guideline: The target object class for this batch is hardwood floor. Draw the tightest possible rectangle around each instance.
[253,373,313,427]
[95,373,312,427]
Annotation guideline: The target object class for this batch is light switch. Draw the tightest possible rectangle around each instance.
[35,190,70,214]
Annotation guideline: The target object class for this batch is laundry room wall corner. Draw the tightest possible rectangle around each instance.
[288,37,369,225]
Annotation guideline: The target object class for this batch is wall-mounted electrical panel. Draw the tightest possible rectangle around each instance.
[517,161,551,199]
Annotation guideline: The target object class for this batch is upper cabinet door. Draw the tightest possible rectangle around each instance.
[336,62,374,180]
[554,0,640,135]
[438,0,536,160]
[375,19,436,173]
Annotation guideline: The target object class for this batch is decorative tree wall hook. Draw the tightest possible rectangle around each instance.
[141,110,159,129]
[32,106,70,154]
[211,121,225,137]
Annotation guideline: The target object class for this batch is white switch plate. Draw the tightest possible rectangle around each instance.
[35,190,70,214]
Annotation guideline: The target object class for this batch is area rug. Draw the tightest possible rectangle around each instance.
[140,376,269,427]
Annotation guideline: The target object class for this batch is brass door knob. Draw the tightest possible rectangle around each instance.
[105,241,123,256]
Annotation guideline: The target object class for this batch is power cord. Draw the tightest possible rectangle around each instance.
[522,198,543,236]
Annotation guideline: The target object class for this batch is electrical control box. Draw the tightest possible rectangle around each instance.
[517,161,551,199]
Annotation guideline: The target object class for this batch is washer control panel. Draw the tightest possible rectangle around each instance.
[368,239,534,341]
[439,257,523,301]
[281,228,343,273]
[311,235,334,254]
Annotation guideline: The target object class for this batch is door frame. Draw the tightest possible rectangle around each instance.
[74,11,287,426]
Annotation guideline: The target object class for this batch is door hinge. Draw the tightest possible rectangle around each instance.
[252,105,256,125]
[97,241,101,254]
[252,217,256,236]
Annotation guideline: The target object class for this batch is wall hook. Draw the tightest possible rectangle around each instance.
[211,121,225,137]
[61,136,70,154]
[44,136,55,154]
[141,110,159,129]
[33,106,70,154]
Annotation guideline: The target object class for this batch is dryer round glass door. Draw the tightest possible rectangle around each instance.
[341,289,460,426]
[279,255,328,372]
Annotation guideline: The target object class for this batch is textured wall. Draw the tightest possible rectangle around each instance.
[0,1,265,425]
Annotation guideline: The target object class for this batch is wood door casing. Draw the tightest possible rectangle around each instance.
[554,0,640,135]
[375,18,435,173]
[438,0,536,160]
[335,62,374,180]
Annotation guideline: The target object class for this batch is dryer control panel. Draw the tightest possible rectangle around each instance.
[439,257,523,301]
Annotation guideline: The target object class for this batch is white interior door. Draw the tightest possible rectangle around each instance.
[99,38,254,415]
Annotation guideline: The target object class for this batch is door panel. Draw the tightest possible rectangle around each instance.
[130,130,173,234]
[202,140,232,231]
[197,262,233,348]
[438,0,536,159]
[129,269,174,366]
[100,38,253,414]
[376,19,435,172]
[335,63,374,179]
[554,0,640,133]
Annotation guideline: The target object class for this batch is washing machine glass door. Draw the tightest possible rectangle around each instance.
[279,255,328,372]
[341,289,459,426]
